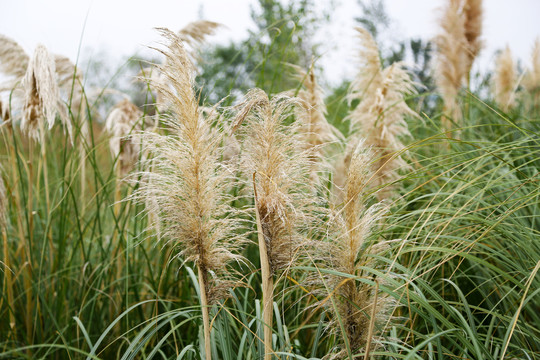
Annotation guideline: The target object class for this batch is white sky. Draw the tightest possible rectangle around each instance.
[1,0,539,86]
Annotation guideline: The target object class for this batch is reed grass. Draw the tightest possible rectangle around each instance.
[0,7,539,360]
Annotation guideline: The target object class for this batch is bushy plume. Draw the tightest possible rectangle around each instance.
[177,20,222,49]
[314,142,390,358]
[233,88,317,360]
[0,34,29,80]
[142,21,221,113]
[523,38,540,100]
[346,28,417,198]
[463,0,483,73]
[493,46,517,111]
[434,0,468,126]
[234,88,315,274]
[291,62,339,178]
[21,44,71,142]
[348,27,384,116]
[136,28,244,303]
[105,99,143,176]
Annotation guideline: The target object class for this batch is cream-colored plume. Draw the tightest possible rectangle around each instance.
[135,28,244,360]
[314,142,390,358]
[21,44,71,142]
[464,0,483,74]
[105,99,143,176]
[142,20,222,113]
[523,38,540,97]
[178,20,221,48]
[292,63,339,160]
[346,28,417,199]
[234,88,315,274]
[233,87,316,360]
[434,0,468,126]
[493,46,517,111]
[0,34,29,80]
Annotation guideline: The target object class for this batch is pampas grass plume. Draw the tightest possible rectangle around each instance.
[135,28,244,360]
[346,28,416,198]
[464,0,483,73]
[493,45,517,111]
[0,34,29,80]
[21,44,71,142]
[523,37,540,94]
[434,0,468,125]
[314,142,390,358]
[105,99,143,176]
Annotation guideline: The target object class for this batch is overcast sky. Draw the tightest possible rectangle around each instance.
[1,0,539,86]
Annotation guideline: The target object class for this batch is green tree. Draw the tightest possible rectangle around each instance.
[198,0,330,104]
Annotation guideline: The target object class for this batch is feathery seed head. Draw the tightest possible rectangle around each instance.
[178,20,222,48]
[493,45,517,111]
[463,0,483,71]
[21,44,71,142]
[234,88,316,274]
[314,142,391,356]
[0,34,29,80]
[292,63,338,153]
[346,29,416,198]
[135,28,244,303]
[105,99,143,176]
[348,27,383,110]
[434,0,468,124]
[523,37,540,94]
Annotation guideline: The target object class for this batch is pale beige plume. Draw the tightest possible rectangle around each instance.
[21,44,71,142]
[493,46,517,111]
[291,62,340,181]
[0,34,29,79]
[434,0,468,126]
[523,37,540,95]
[313,141,391,358]
[345,28,417,199]
[463,0,483,74]
[105,99,143,177]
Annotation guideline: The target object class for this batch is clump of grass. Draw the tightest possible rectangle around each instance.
[134,28,245,360]
[493,45,517,111]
